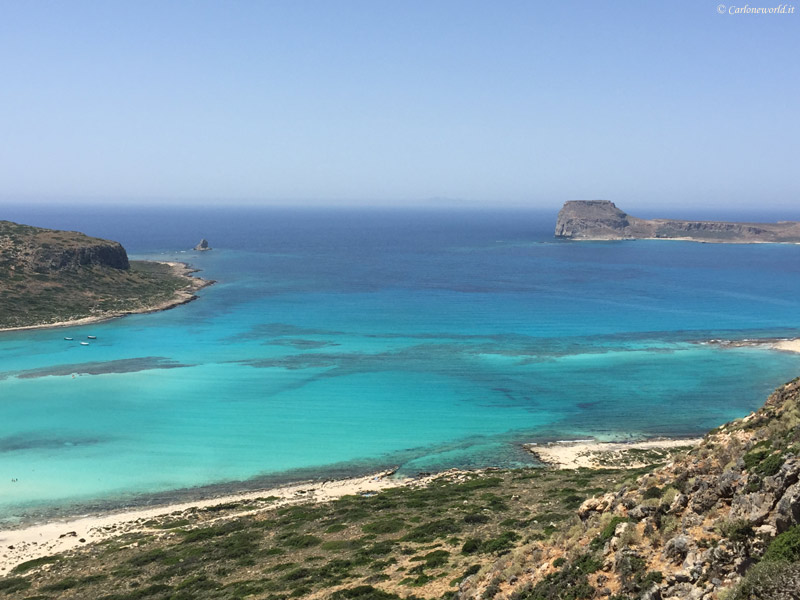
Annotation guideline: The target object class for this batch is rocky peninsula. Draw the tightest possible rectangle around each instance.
[0,220,212,331]
[555,200,800,243]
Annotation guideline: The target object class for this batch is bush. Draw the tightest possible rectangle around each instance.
[718,519,755,543]
[330,585,406,600]
[642,486,662,499]
[464,513,490,524]
[728,561,800,600]
[757,453,785,477]
[462,538,481,554]
[402,518,460,543]
[482,531,519,554]
[763,525,800,563]
[362,518,405,535]
[590,517,628,550]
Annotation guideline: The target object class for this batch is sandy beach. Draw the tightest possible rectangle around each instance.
[0,469,415,576]
[771,339,800,353]
[0,261,212,334]
[703,337,800,354]
[524,437,702,470]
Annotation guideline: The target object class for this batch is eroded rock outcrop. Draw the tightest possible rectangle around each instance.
[0,220,129,272]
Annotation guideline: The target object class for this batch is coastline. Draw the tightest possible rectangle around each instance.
[0,469,414,576]
[703,337,800,354]
[0,261,213,334]
[564,236,800,245]
[0,435,704,575]
[524,437,703,470]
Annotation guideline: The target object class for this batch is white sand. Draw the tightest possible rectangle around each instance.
[0,470,411,576]
[525,438,702,470]
[771,339,800,353]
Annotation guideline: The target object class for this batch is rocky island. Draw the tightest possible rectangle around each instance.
[0,220,211,330]
[555,200,800,243]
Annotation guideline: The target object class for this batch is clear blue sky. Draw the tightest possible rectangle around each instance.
[0,1,797,210]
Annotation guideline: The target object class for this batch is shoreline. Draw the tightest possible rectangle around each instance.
[0,433,702,575]
[0,469,418,576]
[524,436,703,470]
[703,336,800,354]
[564,236,800,245]
[0,261,213,334]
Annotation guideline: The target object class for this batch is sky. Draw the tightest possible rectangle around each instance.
[0,1,797,210]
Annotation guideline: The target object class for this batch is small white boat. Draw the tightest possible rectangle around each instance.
[64,337,73,341]
[80,342,90,346]
[87,335,97,339]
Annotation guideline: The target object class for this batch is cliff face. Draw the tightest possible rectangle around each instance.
[463,380,800,600]
[0,220,208,330]
[0,220,129,273]
[554,201,800,242]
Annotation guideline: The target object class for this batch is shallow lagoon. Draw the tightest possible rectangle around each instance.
[1,207,799,523]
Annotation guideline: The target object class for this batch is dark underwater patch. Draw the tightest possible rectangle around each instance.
[8,357,192,380]
[0,434,109,453]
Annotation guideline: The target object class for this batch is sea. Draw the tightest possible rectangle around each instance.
[2,204,800,525]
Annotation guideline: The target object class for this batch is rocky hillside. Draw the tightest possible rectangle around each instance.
[461,379,800,600]
[554,201,800,243]
[0,220,129,273]
[0,220,208,329]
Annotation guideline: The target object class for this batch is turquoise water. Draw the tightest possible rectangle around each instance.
[1,207,800,523]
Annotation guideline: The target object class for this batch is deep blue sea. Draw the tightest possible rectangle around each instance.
[2,205,800,524]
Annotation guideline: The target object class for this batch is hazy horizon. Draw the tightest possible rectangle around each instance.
[0,1,797,211]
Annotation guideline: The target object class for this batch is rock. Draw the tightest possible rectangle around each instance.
[729,491,774,524]
[194,238,211,251]
[772,481,800,533]
[629,504,657,520]
[577,493,614,519]
[717,469,740,498]
[664,535,692,562]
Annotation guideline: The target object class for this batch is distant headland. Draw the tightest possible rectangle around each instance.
[0,220,212,331]
[555,200,800,243]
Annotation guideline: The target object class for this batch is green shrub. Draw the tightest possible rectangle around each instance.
[728,561,800,600]
[590,517,628,550]
[0,577,31,593]
[362,518,405,535]
[763,525,800,563]
[642,486,662,499]
[482,531,520,554]
[718,519,755,543]
[462,538,481,554]
[463,513,490,524]
[10,555,59,574]
[280,534,322,549]
[756,453,785,477]
[402,518,460,543]
[330,585,405,600]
